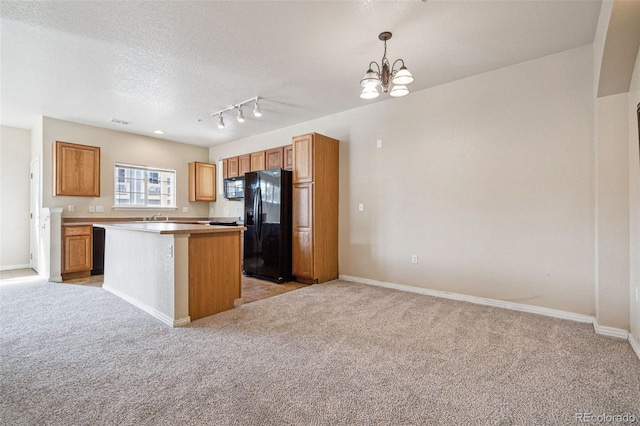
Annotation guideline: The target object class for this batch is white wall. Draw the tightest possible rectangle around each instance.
[40,117,210,219]
[0,126,31,270]
[211,45,595,317]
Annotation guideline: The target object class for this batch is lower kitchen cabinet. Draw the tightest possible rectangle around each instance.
[63,225,93,278]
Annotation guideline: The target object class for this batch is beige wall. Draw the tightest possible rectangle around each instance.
[41,117,210,219]
[628,47,640,342]
[596,93,630,330]
[0,126,31,269]
[211,45,596,316]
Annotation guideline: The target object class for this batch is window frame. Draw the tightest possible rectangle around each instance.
[113,162,177,210]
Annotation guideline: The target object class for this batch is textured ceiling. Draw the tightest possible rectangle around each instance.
[0,1,602,147]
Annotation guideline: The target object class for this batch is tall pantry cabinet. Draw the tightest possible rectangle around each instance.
[292,133,339,283]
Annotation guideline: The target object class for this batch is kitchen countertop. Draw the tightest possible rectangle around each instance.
[94,222,245,235]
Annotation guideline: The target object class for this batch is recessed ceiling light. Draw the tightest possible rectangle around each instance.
[153,130,164,135]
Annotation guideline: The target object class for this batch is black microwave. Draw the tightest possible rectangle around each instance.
[223,176,244,200]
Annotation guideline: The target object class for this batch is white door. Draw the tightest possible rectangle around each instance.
[30,157,40,272]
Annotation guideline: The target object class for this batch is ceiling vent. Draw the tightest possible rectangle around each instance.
[110,118,130,125]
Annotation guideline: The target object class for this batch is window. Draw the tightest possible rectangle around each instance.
[114,163,176,208]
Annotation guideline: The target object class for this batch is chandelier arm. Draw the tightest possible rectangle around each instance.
[391,59,405,74]
[369,61,381,76]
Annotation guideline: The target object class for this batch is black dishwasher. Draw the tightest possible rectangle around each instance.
[92,226,105,275]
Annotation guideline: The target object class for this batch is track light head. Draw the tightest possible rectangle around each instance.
[236,107,245,123]
[253,99,262,117]
[217,114,225,129]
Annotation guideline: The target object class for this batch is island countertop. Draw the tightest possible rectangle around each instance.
[94,222,245,235]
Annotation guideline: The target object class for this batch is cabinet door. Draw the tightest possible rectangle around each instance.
[227,157,239,177]
[64,226,92,273]
[222,158,228,179]
[55,141,100,197]
[265,147,284,169]
[239,155,251,175]
[189,162,216,202]
[250,151,266,171]
[284,145,293,171]
[292,183,314,279]
[293,134,313,183]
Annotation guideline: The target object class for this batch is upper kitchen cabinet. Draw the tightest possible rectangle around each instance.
[265,147,284,169]
[189,161,216,202]
[239,154,251,176]
[227,156,239,178]
[55,141,100,197]
[292,133,339,284]
[222,158,228,179]
[284,145,293,171]
[250,151,265,171]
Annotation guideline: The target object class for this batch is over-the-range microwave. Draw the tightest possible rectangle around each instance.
[223,176,244,200]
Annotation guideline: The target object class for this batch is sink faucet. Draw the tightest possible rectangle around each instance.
[147,213,161,221]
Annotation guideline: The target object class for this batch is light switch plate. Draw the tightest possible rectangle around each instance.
[376,139,383,149]
[88,206,95,213]
[95,205,104,213]
[358,203,364,212]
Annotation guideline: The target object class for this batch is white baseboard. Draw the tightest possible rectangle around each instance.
[340,274,594,324]
[592,320,630,339]
[629,332,640,361]
[103,284,191,327]
[0,263,31,271]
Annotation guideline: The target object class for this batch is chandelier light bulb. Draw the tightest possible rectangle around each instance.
[237,107,245,123]
[389,85,409,98]
[217,114,225,129]
[392,66,415,86]
[360,85,380,100]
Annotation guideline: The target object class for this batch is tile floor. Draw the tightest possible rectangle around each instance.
[0,268,307,305]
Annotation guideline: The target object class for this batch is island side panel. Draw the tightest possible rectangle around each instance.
[102,228,180,325]
[188,231,241,320]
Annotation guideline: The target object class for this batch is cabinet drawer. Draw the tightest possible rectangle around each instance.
[64,225,92,237]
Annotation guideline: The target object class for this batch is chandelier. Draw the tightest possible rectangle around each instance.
[211,96,262,130]
[360,32,415,99]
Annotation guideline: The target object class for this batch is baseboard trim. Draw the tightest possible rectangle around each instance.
[103,285,190,327]
[339,275,596,325]
[592,320,630,339]
[0,263,31,271]
[628,332,640,361]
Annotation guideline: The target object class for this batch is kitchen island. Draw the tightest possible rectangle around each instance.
[95,222,244,326]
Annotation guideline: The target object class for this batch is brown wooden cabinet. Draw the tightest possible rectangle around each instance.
[292,133,339,284]
[188,162,216,202]
[239,154,251,176]
[250,151,266,171]
[55,141,100,197]
[222,158,228,179]
[265,147,284,169]
[63,225,92,276]
[284,145,293,171]
[227,156,239,177]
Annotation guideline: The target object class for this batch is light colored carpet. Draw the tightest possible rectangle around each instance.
[1,279,639,425]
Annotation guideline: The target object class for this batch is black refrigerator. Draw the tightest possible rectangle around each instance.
[243,168,293,283]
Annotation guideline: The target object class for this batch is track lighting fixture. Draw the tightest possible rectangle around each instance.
[360,32,414,99]
[211,96,262,130]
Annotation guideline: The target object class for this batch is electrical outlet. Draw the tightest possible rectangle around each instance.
[183,207,189,213]
[411,255,418,264]
[88,206,95,213]
[376,139,383,148]
[95,205,104,213]
[68,205,74,213]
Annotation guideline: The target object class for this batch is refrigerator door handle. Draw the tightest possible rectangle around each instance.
[256,186,263,241]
